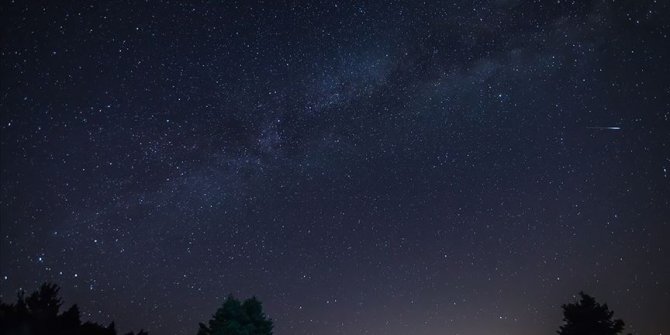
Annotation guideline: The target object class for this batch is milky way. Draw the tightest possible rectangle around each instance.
[1,1,669,334]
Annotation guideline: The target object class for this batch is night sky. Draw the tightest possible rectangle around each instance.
[1,1,669,334]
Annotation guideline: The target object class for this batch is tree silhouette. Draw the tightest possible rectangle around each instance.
[558,292,629,335]
[0,283,147,335]
[197,294,273,335]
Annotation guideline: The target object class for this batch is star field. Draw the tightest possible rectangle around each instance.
[1,1,669,334]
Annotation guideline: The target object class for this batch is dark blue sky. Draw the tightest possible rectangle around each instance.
[1,1,669,334]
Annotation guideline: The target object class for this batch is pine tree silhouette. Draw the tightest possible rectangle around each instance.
[558,292,630,335]
[197,294,273,335]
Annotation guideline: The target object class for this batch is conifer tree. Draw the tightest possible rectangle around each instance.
[197,295,273,335]
[558,292,629,335]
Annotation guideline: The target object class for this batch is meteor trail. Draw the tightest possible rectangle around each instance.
[587,126,621,130]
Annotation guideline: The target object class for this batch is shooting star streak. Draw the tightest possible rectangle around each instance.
[587,126,621,130]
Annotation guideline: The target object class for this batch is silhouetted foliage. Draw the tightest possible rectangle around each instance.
[0,283,147,335]
[558,292,629,335]
[197,294,273,335]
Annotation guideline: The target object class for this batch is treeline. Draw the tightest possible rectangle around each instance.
[0,283,273,335]
[0,283,146,335]
[1,283,631,335]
